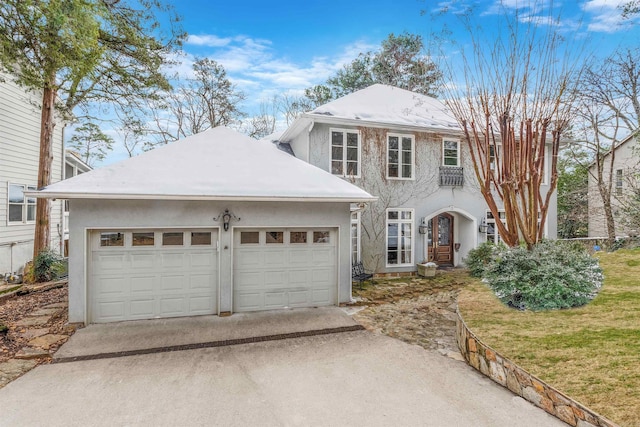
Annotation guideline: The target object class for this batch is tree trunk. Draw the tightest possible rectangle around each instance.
[33,79,57,260]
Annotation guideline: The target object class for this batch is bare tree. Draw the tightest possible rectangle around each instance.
[442,3,583,248]
[145,58,246,147]
[570,48,640,241]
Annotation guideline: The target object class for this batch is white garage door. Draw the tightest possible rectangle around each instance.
[233,229,337,312]
[90,229,218,323]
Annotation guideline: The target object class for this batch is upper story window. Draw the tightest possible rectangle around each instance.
[8,183,36,224]
[387,133,414,179]
[331,129,360,177]
[616,169,623,196]
[442,139,460,166]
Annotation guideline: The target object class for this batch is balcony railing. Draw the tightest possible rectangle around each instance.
[439,166,464,187]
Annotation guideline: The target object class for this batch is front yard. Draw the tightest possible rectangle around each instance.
[458,249,640,426]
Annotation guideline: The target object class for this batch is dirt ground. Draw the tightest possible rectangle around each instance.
[350,270,475,354]
[0,284,71,363]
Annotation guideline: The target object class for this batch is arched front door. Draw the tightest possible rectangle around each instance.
[427,213,454,266]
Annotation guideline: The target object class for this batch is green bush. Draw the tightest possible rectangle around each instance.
[0,323,7,334]
[464,241,502,278]
[33,249,65,283]
[484,240,603,311]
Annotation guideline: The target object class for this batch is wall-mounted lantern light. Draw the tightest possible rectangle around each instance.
[454,243,461,252]
[418,218,429,234]
[478,217,488,233]
[214,209,240,231]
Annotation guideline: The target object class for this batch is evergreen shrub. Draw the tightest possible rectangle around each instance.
[484,240,603,311]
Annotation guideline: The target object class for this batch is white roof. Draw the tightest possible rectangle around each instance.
[35,127,375,202]
[308,84,459,130]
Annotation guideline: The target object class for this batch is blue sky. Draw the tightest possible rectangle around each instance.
[170,0,640,106]
[98,0,640,165]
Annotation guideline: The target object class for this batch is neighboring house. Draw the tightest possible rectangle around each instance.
[35,127,374,324]
[0,73,66,275]
[279,84,558,273]
[63,151,92,255]
[588,131,640,238]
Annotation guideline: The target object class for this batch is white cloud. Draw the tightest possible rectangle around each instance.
[186,34,232,47]
[581,0,638,32]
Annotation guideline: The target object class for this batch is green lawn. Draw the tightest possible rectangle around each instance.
[457,249,640,426]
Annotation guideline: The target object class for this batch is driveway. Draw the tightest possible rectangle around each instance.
[0,309,564,427]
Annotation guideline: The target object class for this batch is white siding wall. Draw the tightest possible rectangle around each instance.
[0,73,64,273]
[588,138,639,237]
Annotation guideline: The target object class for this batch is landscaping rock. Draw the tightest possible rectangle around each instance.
[0,359,38,387]
[14,316,51,327]
[17,328,49,340]
[30,307,61,317]
[28,334,68,350]
[15,347,50,360]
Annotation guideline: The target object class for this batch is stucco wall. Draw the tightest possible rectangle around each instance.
[304,122,558,273]
[68,199,352,323]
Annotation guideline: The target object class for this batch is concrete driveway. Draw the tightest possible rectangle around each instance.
[0,308,564,427]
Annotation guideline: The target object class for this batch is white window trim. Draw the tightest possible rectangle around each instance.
[330,128,361,178]
[7,182,36,226]
[485,209,506,244]
[386,133,415,180]
[385,208,415,268]
[351,211,361,264]
[442,139,461,167]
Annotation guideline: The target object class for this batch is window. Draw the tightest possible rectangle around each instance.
[616,169,623,196]
[351,211,361,264]
[331,129,360,177]
[191,232,211,245]
[387,134,414,179]
[162,232,183,246]
[485,210,506,244]
[443,139,460,166]
[290,231,307,244]
[132,232,155,246]
[266,231,284,244]
[240,231,259,244]
[100,232,124,247]
[313,231,330,243]
[386,209,413,266]
[8,184,36,224]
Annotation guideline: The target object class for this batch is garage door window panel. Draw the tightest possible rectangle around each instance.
[241,231,260,244]
[191,232,211,245]
[162,232,184,246]
[290,231,308,244]
[133,232,155,246]
[313,231,330,243]
[266,231,283,244]
[100,232,124,247]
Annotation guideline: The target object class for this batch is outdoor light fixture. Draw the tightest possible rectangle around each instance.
[478,217,488,233]
[418,218,428,235]
[214,209,240,231]
[454,243,461,252]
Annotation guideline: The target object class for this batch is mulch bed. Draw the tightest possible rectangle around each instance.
[0,284,69,363]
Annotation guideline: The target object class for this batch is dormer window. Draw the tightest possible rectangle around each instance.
[331,129,360,177]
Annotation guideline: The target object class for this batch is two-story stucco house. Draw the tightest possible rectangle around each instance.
[279,84,558,273]
[588,131,640,238]
[0,73,89,276]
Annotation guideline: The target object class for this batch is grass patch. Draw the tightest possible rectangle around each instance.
[458,249,640,426]
[0,285,21,296]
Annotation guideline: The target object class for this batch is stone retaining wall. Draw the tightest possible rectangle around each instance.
[456,312,619,427]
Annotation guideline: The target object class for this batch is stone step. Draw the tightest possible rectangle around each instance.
[14,347,50,360]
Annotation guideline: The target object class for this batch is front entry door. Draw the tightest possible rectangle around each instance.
[427,213,454,266]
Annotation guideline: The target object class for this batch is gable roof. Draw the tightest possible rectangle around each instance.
[280,84,460,142]
[34,127,375,203]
